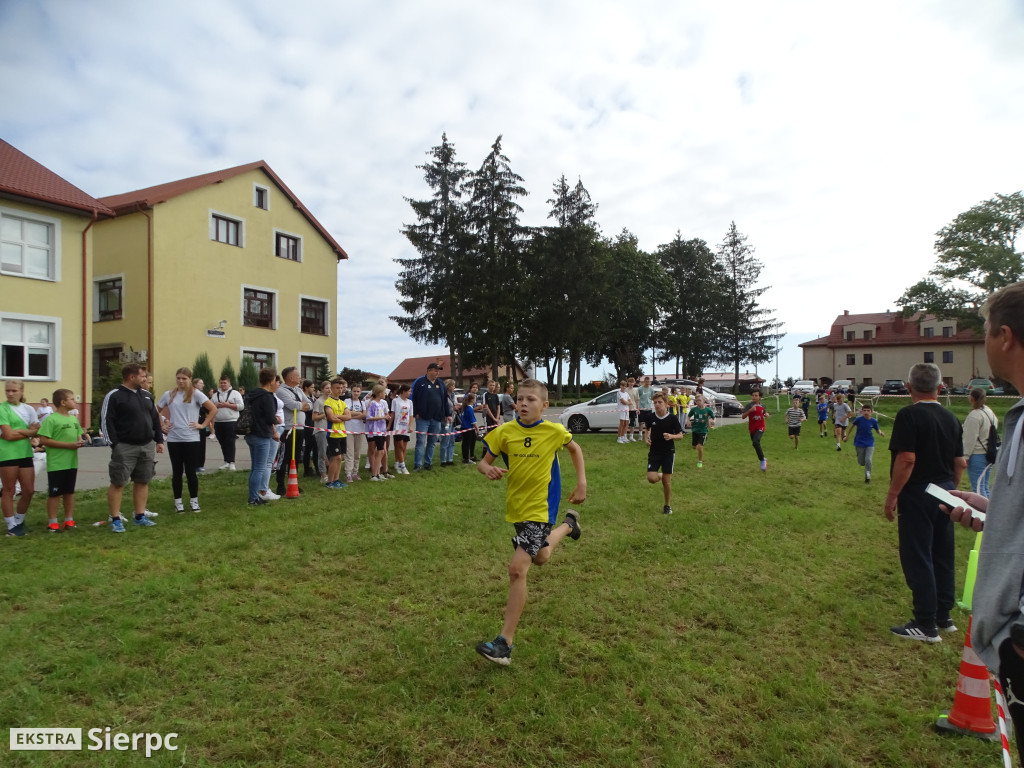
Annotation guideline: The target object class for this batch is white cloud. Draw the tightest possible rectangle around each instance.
[2,0,1022,382]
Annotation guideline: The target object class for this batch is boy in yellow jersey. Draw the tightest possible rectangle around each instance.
[475,379,587,665]
[323,378,351,489]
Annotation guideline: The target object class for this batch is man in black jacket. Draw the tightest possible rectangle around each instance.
[411,362,452,471]
[104,363,164,533]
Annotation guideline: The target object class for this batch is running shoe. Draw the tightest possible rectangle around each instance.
[760,459,767,472]
[890,620,940,643]
[63,520,77,530]
[475,635,513,666]
[663,505,673,515]
[110,518,126,533]
[564,509,582,540]
[47,523,61,533]
[133,516,157,527]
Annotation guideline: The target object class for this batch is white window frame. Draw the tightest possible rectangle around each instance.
[241,284,278,330]
[209,209,245,247]
[0,311,61,381]
[299,353,329,382]
[273,228,303,262]
[241,347,278,371]
[0,205,61,281]
[253,184,270,211]
[93,272,125,322]
[298,294,330,336]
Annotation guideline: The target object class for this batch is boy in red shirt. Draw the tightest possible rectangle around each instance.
[741,389,770,472]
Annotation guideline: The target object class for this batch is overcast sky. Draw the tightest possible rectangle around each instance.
[3,0,1022,383]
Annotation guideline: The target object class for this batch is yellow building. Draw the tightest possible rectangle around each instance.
[0,139,114,423]
[93,161,347,393]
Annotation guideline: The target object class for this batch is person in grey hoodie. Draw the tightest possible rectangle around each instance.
[948,281,1024,760]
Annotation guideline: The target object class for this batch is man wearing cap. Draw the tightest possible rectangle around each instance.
[411,362,452,471]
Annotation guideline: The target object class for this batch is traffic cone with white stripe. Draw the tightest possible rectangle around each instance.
[285,460,300,499]
[935,616,998,740]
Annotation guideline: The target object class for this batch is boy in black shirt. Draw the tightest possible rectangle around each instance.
[645,391,684,515]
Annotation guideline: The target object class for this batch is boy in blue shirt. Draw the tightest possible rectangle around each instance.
[816,394,830,438]
[851,403,885,483]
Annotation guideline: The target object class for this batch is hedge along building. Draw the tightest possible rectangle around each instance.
[93,161,348,395]
[0,138,115,423]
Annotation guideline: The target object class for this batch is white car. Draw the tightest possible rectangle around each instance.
[792,380,816,396]
[558,391,624,433]
[859,385,881,396]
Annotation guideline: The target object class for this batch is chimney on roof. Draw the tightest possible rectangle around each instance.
[844,310,849,315]
[886,309,891,316]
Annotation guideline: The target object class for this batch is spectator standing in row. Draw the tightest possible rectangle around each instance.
[158,367,216,513]
[311,381,331,482]
[1,378,40,536]
[439,379,458,467]
[884,362,965,642]
[412,362,451,471]
[192,378,210,472]
[37,387,88,531]
[35,397,54,423]
[637,376,655,442]
[484,381,502,435]
[274,366,312,496]
[104,363,164,532]
[500,382,516,424]
[245,368,281,505]
[211,376,244,471]
[391,384,413,474]
[345,383,367,482]
[962,387,999,497]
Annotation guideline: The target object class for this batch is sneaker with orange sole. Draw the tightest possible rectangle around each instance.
[63,520,77,530]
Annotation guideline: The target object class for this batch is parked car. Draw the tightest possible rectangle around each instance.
[792,380,816,396]
[827,379,853,393]
[881,379,908,395]
[558,390,623,433]
[859,385,881,396]
[968,378,994,393]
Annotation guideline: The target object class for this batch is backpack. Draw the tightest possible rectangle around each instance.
[985,413,1001,465]
[235,392,253,436]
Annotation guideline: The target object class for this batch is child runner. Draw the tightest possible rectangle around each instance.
[851,403,885,483]
[391,384,413,474]
[688,393,716,468]
[785,396,807,449]
[366,385,389,481]
[323,378,350,489]
[831,393,853,451]
[645,391,684,515]
[741,389,770,472]
[36,388,89,531]
[475,379,586,666]
[460,392,478,463]
[816,394,830,438]
[614,381,630,443]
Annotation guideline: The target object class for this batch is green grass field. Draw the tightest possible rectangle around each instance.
[2,398,1018,767]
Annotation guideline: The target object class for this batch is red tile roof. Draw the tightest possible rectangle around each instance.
[0,139,115,217]
[799,311,982,348]
[387,354,527,384]
[99,160,348,260]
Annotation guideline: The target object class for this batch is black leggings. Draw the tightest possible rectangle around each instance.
[462,432,477,462]
[167,441,201,499]
[750,430,765,461]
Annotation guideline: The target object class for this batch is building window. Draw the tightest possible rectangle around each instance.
[212,213,242,246]
[300,298,327,335]
[862,378,873,386]
[1,314,57,379]
[254,185,269,210]
[275,232,301,262]
[243,350,275,370]
[300,355,327,382]
[863,330,872,340]
[923,327,934,338]
[0,208,58,280]
[846,354,856,365]
[863,354,873,365]
[846,331,855,342]
[93,345,123,379]
[942,326,952,338]
[943,351,953,364]
[924,351,934,363]
[96,277,123,321]
[243,287,274,329]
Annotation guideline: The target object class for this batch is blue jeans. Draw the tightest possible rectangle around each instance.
[967,453,992,497]
[414,419,441,469]
[440,423,455,464]
[245,434,276,502]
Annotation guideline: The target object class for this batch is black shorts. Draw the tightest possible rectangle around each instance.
[818,417,827,424]
[788,426,801,436]
[326,437,347,457]
[647,452,675,474]
[691,432,707,447]
[394,434,410,443]
[639,409,653,427]
[0,456,34,469]
[628,410,638,427]
[511,521,552,559]
[47,468,77,497]
[369,435,386,450]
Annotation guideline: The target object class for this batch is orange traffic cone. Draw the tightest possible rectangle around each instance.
[935,616,998,740]
[285,460,300,499]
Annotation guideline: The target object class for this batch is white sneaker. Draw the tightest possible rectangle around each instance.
[385,473,396,479]
[399,466,410,475]
[228,463,236,471]
[370,475,381,482]
[174,499,184,513]
[144,509,158,518]
[220,463,230,470]
[190,498,201,512]
[260,489,281,501]
[365,462,371,470]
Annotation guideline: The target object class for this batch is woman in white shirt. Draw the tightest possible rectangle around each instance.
[157,367,216,512]
[962,387,998,497]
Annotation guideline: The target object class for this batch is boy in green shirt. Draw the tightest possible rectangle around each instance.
[37,389,89,531]
[688,393,717,468]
